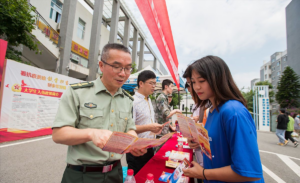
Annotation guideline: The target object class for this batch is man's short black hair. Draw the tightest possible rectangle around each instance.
[162,79,173,90]
[101,43,131,62]
[137,70,156,88]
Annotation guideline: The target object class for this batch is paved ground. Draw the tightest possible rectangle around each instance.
[0,131,299,183]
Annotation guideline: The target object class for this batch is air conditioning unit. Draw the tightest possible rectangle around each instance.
[57,23,61,32]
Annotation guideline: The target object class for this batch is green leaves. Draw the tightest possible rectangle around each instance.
[275,66,300,108]
[0,0,39,64]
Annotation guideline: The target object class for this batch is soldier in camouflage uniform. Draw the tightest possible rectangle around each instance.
[154,79,181,139]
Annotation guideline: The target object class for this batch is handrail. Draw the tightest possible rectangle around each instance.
[30,3,60,46]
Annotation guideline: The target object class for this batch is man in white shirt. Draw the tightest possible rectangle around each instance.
[126,70,163,175]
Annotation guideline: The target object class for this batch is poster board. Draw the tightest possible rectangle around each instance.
[0,59,81,142]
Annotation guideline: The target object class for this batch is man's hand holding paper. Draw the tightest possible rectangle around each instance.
[150,123,163,133]
[88,129,112,148]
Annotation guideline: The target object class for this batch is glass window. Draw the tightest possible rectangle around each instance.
[277,72,280,76]
[271,58,275,63]
[49,0,62,23]
[80,58,88,68]
[77,18,86,39]
[265,74,267,79]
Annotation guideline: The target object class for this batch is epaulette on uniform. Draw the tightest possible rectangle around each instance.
[122,89,134,101]
[70,82,94,89]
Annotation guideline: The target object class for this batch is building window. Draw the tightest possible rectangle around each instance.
[271,58,275,63]
[265,74,267,79]
[77,18,86,39]
[277,72,280,76]
[50,0,62,23]
[265,66,267,70]
[277,61,280,66]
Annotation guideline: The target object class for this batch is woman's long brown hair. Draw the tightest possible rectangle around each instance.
[190,55,247,111]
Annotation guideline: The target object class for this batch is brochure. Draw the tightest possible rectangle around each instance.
[172,113,212,159]
[168,150,190,161]
[102,131,174,154]
[167,158,191,183]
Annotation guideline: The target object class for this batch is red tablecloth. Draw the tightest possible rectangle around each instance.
[135,133,193,183]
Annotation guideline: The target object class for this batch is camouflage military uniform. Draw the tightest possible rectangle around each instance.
[154,92,171,138]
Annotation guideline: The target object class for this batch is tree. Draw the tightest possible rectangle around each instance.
[131,62,138,74]
[255,81,275,103]
[169,93,183,109]
[184,107,188,112]
[276,66,300,108]
[241,89,254,113]
[0,0,39,64]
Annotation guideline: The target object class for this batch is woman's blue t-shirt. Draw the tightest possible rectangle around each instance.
[203,100,264,183]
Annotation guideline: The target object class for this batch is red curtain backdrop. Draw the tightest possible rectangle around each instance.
[135,0,180,89]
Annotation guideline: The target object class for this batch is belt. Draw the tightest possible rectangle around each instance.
[67,160,120,173]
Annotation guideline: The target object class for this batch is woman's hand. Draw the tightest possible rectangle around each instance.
[182,161,204,179]
[187,137,200,149]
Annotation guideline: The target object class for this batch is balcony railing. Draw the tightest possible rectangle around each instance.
[30,4,60,46]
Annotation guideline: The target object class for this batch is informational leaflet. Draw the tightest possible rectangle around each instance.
[168,150,190,161]
[172,114,192,138]
[172,113,212,160]
[102,132,174,154]
[195,123,212,159]
[168,158,191,183]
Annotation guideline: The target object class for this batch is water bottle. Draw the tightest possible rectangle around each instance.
[145,173,154,183]
[124,169,136,183]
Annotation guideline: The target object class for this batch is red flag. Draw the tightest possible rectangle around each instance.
[0,39,8,82]
[135,0,180,89]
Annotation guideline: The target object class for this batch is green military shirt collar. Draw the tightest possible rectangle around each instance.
[159,91,168,99]
[94,77,124,96]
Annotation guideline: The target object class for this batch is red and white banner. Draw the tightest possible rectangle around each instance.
[0,59,81,143]
[135,0,180,89]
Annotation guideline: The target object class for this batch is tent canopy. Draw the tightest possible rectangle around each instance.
[121,65,186,93]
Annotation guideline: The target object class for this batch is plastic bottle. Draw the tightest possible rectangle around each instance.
[124,169,136,183]
[145,173,154,183]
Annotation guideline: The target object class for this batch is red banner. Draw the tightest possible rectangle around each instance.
[0,128,52,143]
[21,87,63,98]
[0,39,8,83]
[135,0,180,89]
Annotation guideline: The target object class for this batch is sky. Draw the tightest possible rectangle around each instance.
[123,0,292,91]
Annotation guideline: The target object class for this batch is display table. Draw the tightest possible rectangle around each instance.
[135,133,193,183]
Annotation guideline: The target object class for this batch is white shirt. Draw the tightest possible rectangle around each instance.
[133,91,156,139]
[192,104,200,118]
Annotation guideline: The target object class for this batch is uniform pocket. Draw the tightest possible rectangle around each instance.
[118,111,129,132]
[79,108,104,129]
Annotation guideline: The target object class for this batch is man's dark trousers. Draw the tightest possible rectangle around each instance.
[126,148,154,175]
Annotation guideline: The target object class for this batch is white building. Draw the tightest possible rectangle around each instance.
[180,93,195,112]
[23,0,169,81]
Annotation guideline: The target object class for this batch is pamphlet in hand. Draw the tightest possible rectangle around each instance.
[172,113,212,160]
[102,131,174,154]
[195,123,212,159]
[167,158,191,183]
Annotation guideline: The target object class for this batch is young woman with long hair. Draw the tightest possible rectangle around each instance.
[182,56,264,183]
